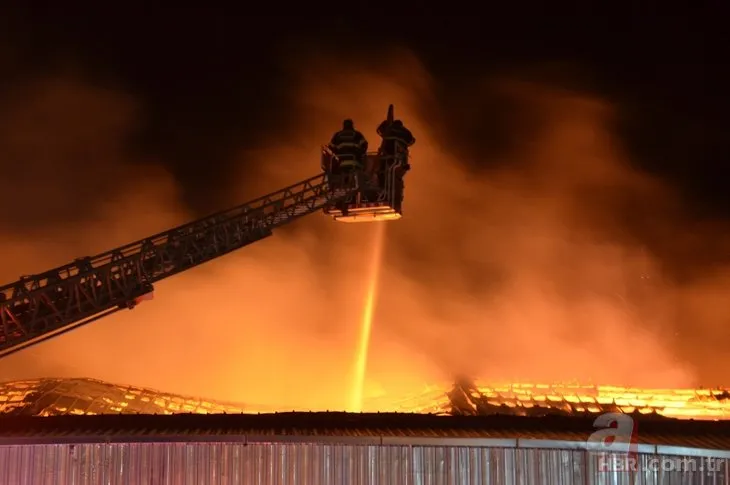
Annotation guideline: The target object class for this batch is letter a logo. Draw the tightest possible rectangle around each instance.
[587,413,637,456]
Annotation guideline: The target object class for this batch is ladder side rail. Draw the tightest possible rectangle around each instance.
[0,173,330,296]
[0,173,357,355]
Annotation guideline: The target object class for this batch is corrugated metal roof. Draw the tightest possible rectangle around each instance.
[2,412,730,452]
[3,441,727,484]
[426,380,730,419]
[0,378,252,416]
[5,377,730,420]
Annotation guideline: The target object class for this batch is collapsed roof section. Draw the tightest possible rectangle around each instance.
[1,378,730,420]
[364,380,730,420]
[0,378,248,416]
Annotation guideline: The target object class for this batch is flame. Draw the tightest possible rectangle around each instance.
[0,378,254,416]
[349,223,387,412]
[369,381,730,420]
[4,378,730,420]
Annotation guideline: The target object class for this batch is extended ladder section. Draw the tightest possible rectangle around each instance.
[0,172,359,358]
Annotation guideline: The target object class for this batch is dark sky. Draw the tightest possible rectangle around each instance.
[2,9,727,218]
[0,9,728,283]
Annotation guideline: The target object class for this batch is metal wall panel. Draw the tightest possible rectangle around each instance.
[0,442,727,485]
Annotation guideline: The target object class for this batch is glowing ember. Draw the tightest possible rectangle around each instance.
[2,378,730,420]
[0,378,254,416]
[367,381,730,420]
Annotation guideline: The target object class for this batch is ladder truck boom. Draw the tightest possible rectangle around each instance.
[0,171,357,359]
[0,105,414,360]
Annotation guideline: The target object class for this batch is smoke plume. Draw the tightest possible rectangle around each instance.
[0,48,728,410]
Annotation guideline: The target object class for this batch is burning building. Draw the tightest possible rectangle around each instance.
[0,79,728,484]
[4,377,730,419]
[0,377,729,483]
[1,161,729,482]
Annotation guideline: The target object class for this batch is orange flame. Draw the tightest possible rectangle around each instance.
[367,381,730,420]
[3,378,730,420]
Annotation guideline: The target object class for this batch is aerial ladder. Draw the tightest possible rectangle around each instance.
[0,105,412,359]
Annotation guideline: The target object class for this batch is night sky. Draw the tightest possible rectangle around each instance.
[3,10,726,217]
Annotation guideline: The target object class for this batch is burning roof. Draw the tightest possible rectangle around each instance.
[0,378,250,416]
[1,378,730,420]
[381,380,730,420]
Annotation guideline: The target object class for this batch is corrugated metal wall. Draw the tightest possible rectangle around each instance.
[0,442,726,485]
